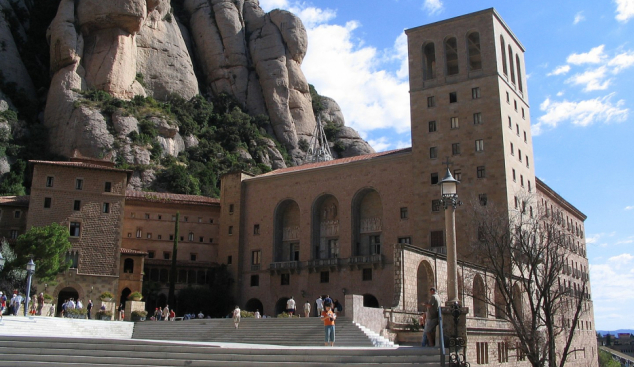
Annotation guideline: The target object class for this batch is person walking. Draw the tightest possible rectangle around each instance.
[0,291,6,321]
[86,300,93,319]
[422,287,440,347]
[323,295,332,307]
[419,310,428,347]
[232,306,241,329]
[47,303,55,317]
[303,300,311,318]
[286,296,296,317]
[162,305,169,321]
[13,293,23,316]
[254,309,261,319]
[333,299,342,314]
[118,303,125,321]
[321,304,337,347]
[315,296,323,317]
[29,294,37,316]
[37,293,44,316]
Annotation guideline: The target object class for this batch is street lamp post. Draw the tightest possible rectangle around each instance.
[439,160,461,305]
[24,259,35,317]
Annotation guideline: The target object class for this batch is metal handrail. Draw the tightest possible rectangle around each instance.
[439,303,446,367]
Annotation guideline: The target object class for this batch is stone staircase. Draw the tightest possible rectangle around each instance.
[132,316,376,347]
[0,335,444,366]
[0,316,133,339]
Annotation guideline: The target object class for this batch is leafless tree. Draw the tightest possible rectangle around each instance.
[464,192,589,367]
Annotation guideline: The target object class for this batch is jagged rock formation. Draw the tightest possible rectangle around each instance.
[318,96,374,158]
[0,0,374,191]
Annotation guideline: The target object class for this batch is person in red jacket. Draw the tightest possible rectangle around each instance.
[321,304,337,346]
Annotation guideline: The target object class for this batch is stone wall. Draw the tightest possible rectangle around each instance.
[345,294,387,335]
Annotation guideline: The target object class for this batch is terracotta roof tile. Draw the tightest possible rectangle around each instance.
[0,195,30,207]
[120,248,148,255]
[29,160,131,173]
[125,190,220,206]
[255,148,411,178]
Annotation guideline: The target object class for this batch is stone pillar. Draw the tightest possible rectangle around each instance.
[101,300,115,320]
[441,304,469,360]
[125,301,146,321]
[445,205,459,305]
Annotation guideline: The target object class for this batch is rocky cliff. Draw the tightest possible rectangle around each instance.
[0,0,373,193]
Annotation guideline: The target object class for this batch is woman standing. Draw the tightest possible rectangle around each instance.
[233,306,241,329]
[321,304,336,347]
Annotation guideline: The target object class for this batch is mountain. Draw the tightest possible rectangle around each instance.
[0,0,373,194]
[597,330,634,336]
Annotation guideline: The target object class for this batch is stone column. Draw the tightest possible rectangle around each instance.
[445,205,459,305]
[125,301,146,321]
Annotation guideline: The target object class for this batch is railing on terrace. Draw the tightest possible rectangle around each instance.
[269,261,299,274]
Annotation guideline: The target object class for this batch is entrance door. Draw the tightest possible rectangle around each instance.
[57,287,79,317]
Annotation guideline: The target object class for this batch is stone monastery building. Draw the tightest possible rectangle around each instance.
[0,8,596,366]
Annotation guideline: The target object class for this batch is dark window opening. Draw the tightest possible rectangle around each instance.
[44,197,51,208]
[281,273,290,285]
[362,268,373,281]
[431,230,444,247]
[320,271,330,283]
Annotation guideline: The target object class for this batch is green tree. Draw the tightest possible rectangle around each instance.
[14,223,72,279]
[598,349,620,367]
[0,160,26,196]
[158,165,201,195]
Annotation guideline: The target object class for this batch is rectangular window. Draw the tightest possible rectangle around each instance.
[190,253,197,261]
[229,204,234,213]
[427,96,436,107]
[254,224,260,235]
[144,213,150,219]
[163,252,171,260]
[432,200,441,212]
[498,342,509,363]
[198,217,202,223]
[136,228,142,238]
[199,236,204,243]
[172,215,176,221]
[521,175,524,187]
[400,207,408,219]
[453,169,461,181]
[428,120,437,132]
[320,271,330,283]
[508,116,512,128]
[512,169,516,181]
[516,124,520,135]
[10,230,18,239]
[431,172,439,184]
[475,139,484,152]
[158,215,162,220]
[104,182,112,192]
[209,218,214,223]
[479,194,488,206]
[370,235,381,255]
[514,196,519,209]
[451,117,459,129]
[477,166,486,178]
[362,268,373,281]
[147,233,152,239]
[250,275,259,287]
[518,149,522,161]
[73,200,81,211]
[75,179,83,190]
[44,197,52,208]
[506,92,510,103]
[528,180,532,192]
[252,250,262,265]
[46,176,54,187]
[184,216,188,222]
[158,235,162,240]
[14,210,20,219]
[522,108,525,119]
[281,273,290,285]
[430,147,437,159]
[430,230,444,247]
[526,156,530,168]
[69,222,81,237]
[169,234,174,241]
[473,112,482,125]
[102,203,110,213]
[227,255,232,265]
[514,100,518,111]
[398,237,411,244]
[510,142,514,155]
[188,232,194,241]
[148,251,155,259]
[228,226,233,235]
[472,87,481,99]
[476,342,489,364]
[523,131,527,142]
[449,92,457,103]
[452,143,460,155]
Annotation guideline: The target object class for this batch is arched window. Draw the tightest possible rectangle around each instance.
[500,36,507,75]
[417,261,434,311]
[123,258,134,273]
[495,283,506,319]
[312,194,340,259]
[423,42,436,80]
[467,32,482,70]
[444,37,459,75]
[352,189,383,256]
[516,55,523,92]
[473,275,486,318]
[508,45,515,84]
[274,200,301,262]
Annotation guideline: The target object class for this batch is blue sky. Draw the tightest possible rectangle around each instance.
[259,0,634,331]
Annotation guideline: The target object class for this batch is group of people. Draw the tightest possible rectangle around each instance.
[150,304,175,321]
[0,291,24,318]
[284,295,343,319]
[0,291,61,318]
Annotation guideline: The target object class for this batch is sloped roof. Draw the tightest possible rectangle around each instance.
[254,148,412,179]
[0,195,30,207]
[125,190,220,206]
[30,160,133,181]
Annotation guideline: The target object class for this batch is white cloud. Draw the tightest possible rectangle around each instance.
[367,137,392,152]
[556,91,564,96]
[615,0,634,22]
[566,66,611,91]
[625,206,634,210]
[259,0,289,11]
[548,65,571,76]
[608,51,634,73]
[586,233,601,245]
[393,32,409,80]
[422,0,443,15]
[574,12,585,24]
[534,93,628,135]
[590,253,634,329]
[567,45,607,65]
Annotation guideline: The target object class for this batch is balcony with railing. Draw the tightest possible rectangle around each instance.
[307,257,342,272]
[348,254,384,270]
[429,246,447,255]
[269,261,300,274]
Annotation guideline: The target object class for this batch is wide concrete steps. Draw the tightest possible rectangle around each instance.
[0,336,443,366]
[0,316,133,339]
[132,317,374,347]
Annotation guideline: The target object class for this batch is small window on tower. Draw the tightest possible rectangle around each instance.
[431,172,439,184]
[400,207,408,219]
[449,92,457,103]
[427,96,436,108]
[428,121,437,132]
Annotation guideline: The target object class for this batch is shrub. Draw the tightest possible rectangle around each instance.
[43,294,53,301]
[100,292,114,301]
[128,291,143,301]
[96,310,113,319]
[276,312,296,318]
[298,138,309,152]
[240,310,255,318]
[131,310,148,318]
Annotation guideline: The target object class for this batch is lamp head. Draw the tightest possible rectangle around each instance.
[439,168,459,197]
[26,258,35,273]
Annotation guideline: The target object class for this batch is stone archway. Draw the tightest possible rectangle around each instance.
[363,294,380,308]
[56,287,79,317]
[275,297,290,316]
[274,200,301,262]
[417,260,434,311]
[245,298,264,315]
[119,287,131,308]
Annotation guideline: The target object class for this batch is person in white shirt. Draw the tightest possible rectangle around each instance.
[76,299,83,309]
[303,301,311,318]
[315,296,324,317]
[197,311,204,319]
[233,306,241,329]
[254,309,261,318]
[286,296,296,316]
